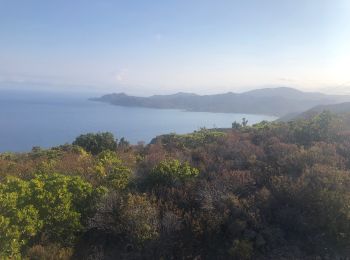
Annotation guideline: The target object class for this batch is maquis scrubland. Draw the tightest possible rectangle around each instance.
[2,111,350,259]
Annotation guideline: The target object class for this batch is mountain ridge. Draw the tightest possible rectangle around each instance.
[91,87,350,117]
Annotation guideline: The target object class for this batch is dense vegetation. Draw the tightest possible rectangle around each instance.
[2,111,350,259]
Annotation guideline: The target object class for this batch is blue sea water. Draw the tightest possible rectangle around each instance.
[0,90,277,152]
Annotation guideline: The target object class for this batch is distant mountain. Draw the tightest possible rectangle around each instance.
[279,102,350,121]
[242,87,327,100]
[91,87,350,117]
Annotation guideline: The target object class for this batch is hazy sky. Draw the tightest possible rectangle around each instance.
[0,0,350,95]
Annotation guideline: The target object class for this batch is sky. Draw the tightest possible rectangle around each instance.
[0,0,350,95]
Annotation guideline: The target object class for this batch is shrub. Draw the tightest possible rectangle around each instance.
[95,151,132,190]
[73,132,117,155]
[0,174,106,257]
[146,159,199,189]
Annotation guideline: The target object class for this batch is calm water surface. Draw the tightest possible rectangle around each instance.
[0,90,277,152]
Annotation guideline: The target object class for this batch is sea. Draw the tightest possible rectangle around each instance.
[0,90,277,152]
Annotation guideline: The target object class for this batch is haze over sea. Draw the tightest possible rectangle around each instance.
[0,90,276,152]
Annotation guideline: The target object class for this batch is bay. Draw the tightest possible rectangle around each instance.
[0,90,277,152]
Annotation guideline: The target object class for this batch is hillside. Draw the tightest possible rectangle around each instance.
[2,113,350,259]
[91,87,349,117]
[280,102,350,121]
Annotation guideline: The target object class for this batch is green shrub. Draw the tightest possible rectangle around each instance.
[0,174,105,257]
[95,150,132,190]
[146,159,199,188]
[73,132,117,155]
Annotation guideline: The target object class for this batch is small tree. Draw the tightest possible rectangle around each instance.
[232,121,242,130]
[118,137,130,150]
[73,132,117,155]
[242,118,249,127]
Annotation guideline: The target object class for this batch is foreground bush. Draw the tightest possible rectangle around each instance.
[0,174,105,257]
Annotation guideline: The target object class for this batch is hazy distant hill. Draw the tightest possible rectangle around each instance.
[91,87,350,117]
[280,102,350,121]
